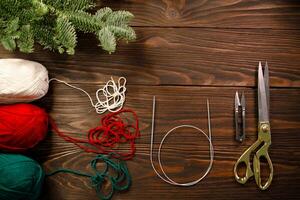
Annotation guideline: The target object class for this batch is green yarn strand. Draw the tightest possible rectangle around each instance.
[47,154,131,200]
[46,168,91,178]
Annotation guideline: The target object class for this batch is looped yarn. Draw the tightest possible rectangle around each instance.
[51,109,140,160]
[47,154,131,200]
[0,153,45,200]
[0,104,49,152]
[91,174,105,186]
[94,77,126,114]
[0,59,49,104]
[49,77,127,114]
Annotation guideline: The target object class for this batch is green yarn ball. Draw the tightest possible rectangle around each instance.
[0,153,44,200]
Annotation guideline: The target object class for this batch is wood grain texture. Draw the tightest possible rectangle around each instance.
[101,0,300,29]
[0,0,299,199]
[32,84,300,200]
[1,27,300,87]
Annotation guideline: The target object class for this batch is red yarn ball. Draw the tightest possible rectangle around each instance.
[0,104,48,152]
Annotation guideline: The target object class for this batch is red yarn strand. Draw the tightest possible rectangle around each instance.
[50,109,140,160]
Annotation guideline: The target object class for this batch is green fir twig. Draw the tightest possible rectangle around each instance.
[0,0,136,54]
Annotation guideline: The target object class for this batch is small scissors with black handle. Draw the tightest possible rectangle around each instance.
[234,62,273,190]
[235,91,246,142]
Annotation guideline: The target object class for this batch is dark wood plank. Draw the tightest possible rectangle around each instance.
[0,2,298,199]
[2,28,300,87]
[31,84,300,199]
[101,0,300,29]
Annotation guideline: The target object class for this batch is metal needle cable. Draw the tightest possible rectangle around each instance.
[150,96,214,186]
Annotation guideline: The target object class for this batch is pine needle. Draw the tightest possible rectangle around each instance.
[0,0,136,54]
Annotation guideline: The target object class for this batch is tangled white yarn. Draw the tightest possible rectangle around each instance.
[0,58,49,104]
[93,77,127,113]
[50,77,127,114]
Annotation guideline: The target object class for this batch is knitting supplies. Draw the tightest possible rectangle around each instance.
[150,97,214,186]
[235,91,246,142]
[47,154,131,200]
[50,76,127,114]
[0,153,45,200]
[51,109,140,160]
[0,104,48,152]
[0,58,127,113]
[0,58,49,104]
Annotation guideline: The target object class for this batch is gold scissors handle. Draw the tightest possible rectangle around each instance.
[253,142,273,190]
[234,122,273,190]
[234,140,260,184]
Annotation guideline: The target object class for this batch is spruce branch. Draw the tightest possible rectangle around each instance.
[0,0,136,54]
[55,16,77,55]
[0,17,20,51]
[98,27,116,53]
[18,25,34,53]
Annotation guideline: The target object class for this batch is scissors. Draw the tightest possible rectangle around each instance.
[235,91,246,142]
[234,62,273,190]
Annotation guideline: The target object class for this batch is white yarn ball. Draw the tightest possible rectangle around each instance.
[0,58,49,104]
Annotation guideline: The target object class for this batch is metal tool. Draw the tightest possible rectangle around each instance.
[150,97,214,186]
[234,62,273,190]
[235,91,246,142]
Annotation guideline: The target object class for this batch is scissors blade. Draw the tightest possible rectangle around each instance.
[258,62,269,122]
[264,62,270,110]
[241,92,246,109]
[241,92,246,141]
[235,91,240,108]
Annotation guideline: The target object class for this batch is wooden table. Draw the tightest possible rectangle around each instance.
[2,1,300,199]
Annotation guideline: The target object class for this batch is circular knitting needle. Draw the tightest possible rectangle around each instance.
[150,96,214,186]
